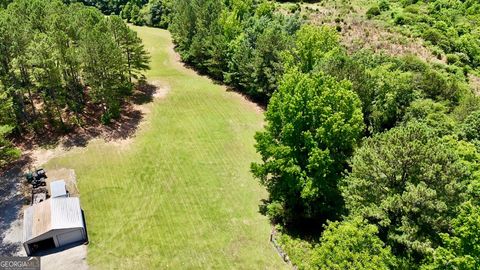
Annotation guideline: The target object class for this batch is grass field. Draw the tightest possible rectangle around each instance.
[44,26,286,269]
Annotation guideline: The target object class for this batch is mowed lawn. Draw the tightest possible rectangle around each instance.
[45,26,286,269]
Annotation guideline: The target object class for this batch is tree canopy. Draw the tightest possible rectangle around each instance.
[252,69,364,224]
[310,217,396,270]
[0,0,149,162]
[342,122,479,265]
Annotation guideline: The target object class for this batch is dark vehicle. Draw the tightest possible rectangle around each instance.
[25,168,47,188]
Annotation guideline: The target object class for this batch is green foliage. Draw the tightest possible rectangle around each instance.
[393,13,408,25]
[252,69,364,223]
[375,0,480,70]
[289,25,340,73]
[453,93,480,121]
[311,217,396,270]
[461,110,480,142]
[144,0,172,28]
[0,0,150,135]
[416,67,464,102]
[403,99,457,136]
[368,65,418,132]
[276,233,315,270]
[0,125,20,166]
[342,122,478,265]
[366,6,381,19]
[171,0,300,101]
[422,201,480,270]
[0,0,11,8]
[76,0,171,28]
[378,0,390,11]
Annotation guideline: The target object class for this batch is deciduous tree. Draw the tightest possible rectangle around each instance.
[252,69,364,224]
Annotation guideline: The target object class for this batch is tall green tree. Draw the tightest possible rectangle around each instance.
[28,33,67,128]
[342,122,478,265]
[289,25,340,73]
[251,69,364,224]
[80,22,128,122]
[108,16,150,84]
[169,0,196,59]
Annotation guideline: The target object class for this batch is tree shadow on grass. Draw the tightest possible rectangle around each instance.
[132,80,156,105]
[13,82,159,151]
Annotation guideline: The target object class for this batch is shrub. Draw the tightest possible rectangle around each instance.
[404,4,419,14]
[288,3,301,14]
[366,6,381,19]
[379,0,390,11]
[446,53,460,65]
[266,201,285,224]
[432,46,444,60]
[461,110,480,142]
[311,217,396,270]
[394,13,407,25]
[422,28,445,46]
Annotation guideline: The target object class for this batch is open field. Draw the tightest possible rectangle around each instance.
[44,26,285,269]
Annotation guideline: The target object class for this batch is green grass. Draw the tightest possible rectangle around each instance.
[45,26,286,269]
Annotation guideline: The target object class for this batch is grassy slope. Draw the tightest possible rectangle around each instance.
[45,26,286,269]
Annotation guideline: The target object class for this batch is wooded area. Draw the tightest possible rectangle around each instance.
[0,0,149,165]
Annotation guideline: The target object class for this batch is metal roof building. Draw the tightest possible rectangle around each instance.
[23,197,86,255]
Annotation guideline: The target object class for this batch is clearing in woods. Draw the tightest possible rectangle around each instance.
[44,26,286,269]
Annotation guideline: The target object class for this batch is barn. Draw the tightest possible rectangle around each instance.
[23,197,87,255]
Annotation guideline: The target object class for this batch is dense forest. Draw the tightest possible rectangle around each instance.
[1,0,479,269]
[0,0,149,165]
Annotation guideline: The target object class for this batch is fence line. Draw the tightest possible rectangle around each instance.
[270,227,298,269]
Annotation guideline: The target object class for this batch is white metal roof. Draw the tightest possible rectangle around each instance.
[23,197,84,243]
[50,180,67,198]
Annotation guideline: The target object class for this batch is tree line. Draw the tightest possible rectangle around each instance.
[67,0,172,28]
[0,0,149,165]
[168,1,479,269]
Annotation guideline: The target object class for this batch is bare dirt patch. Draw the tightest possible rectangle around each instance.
[469,74,480,96]
[14,80,163,154]
[300,2,444,64]
[0,156,32,256]
[150,80,170,99]
[339,19,444,64]
[11,79,167,169]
